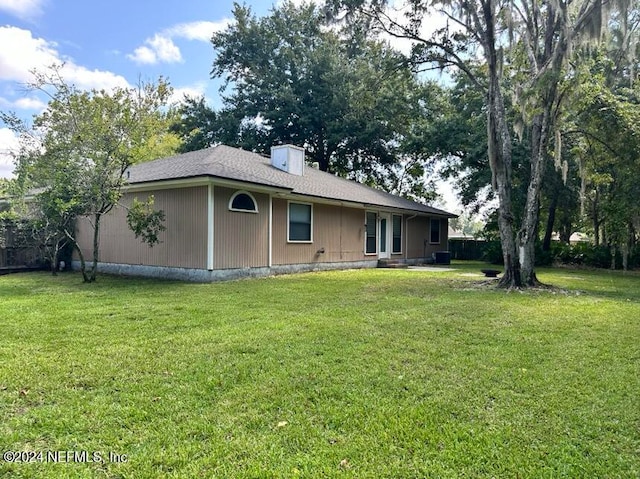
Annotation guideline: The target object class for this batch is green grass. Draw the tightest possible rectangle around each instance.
[0,262,638,478]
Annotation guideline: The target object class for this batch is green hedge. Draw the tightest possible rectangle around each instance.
[450,238,639,269]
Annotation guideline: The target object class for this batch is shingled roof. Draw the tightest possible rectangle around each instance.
[127,145,455,217]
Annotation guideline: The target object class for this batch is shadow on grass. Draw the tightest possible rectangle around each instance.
[539,267,640,303]
[446,262,640,303]
[3,265,639,305]
[0,271,191,297]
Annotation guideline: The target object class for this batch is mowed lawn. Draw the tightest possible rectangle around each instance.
[0,263,638,478]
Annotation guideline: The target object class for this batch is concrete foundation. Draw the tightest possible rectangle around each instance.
[71,259,381,282]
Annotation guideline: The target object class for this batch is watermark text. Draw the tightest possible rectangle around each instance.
[3,450,128,464]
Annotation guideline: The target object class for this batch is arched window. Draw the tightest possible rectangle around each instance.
[229,191,258,213]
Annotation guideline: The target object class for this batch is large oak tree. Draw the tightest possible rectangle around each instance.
[174,1,437,200]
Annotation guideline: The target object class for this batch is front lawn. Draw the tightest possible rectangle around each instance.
[0,263,638,478]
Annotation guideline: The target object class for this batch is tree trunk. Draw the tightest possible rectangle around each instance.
[543,192,558,251]
[519,133,543,284]
[592,189,601,246]
[610,244,617,270]
[74,240,89,282]
[488,89,520,288]
[518,0,570,286]
[63,227,89,282]
[558,215,572,244]
[50,239,61,276]
[489,90,520,287]
[482,0,520,288]
[518,112,548,286]
[77,246,89,282]
[621,224,632,271]
[89,213,101,282]
[494,154,520,288]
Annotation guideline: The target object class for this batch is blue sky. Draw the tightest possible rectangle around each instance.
[0,0,285,177]
[0,0,461,212]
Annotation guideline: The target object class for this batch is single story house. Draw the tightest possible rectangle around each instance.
[75,144,455,281]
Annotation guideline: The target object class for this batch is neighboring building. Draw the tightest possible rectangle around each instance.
[551,231,590,244]
[75,145,455,281]
[448,225,472,240]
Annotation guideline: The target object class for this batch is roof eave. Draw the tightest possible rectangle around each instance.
[124,175,292,195]
[275,191,455,216]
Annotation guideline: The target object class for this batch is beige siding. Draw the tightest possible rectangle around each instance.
[76,182,449,271]
[272,200,367,265]
[406,216,449,259]
[213,187,269,269]
[76,187,207,268]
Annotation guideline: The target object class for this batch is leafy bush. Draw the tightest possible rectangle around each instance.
[545,242,640,270]
[480,240,504,264]
[452,237,638,270]
[568,242,612,268]
[533,241,573,266]
[630,245,640,268]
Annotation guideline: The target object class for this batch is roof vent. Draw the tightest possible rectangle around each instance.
[271,144,305,176]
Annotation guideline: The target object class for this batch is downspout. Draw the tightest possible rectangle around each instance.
[405,214,418,261]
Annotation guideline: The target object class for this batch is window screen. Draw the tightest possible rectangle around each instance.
[430,218,441,244]
[289,203,312,241]
[392,215,402,253]
[366,212,377,254]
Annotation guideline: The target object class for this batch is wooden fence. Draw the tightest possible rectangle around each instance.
[0,220,43,268]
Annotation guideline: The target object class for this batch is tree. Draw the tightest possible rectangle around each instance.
[0,178,11,199]
[1,65,180,282]
[329,0,621,287]
[569,69,640,269]
[202,1,435,200]
[170,95,220,152]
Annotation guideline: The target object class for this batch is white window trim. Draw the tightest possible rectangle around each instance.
[228,190,259,213]
[287,201,313,243]
[429,218,441,245]
[268,194,273,267]
[364,210,378,256]
[207,183,214,270]
[392,214,403,254]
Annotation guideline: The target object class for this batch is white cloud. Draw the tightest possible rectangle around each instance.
[0,127,19,179]
[276,0,307,7]
[0,162,13,179]
[127,45,157,65]
[127,19,231,66]
[380,1,451,56]
[13,96,47,110]
[0,0,44,20]
[169,82,208,105]
[0,26,130,97]
[167,20,232,42]
[62,64,129,92]
[0,26,59,83]
[0,95,47,111]
[127,34,183,65]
